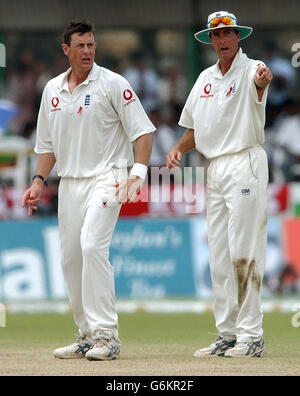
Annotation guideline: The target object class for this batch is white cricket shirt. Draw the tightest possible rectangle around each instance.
[179,48,269,159]
[35,63,156,178]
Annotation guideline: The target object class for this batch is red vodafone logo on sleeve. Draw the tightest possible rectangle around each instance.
[123,89,133,100]
[123,89,136,106]
[201,83,214,98]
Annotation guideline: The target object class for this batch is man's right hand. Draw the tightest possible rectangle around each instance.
[21,180,44,216]
[166,149,182,170]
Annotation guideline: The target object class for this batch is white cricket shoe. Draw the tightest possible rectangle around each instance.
[53,334,94,359]
[224,337,266,357]
[85,331,121,361]
[194,335,236,357]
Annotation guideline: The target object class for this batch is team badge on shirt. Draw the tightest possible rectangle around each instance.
[226,81,237,98]
[84,94,91,107]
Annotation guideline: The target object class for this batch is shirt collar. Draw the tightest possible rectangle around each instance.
[58,62,100,93]
[210,47,247,79]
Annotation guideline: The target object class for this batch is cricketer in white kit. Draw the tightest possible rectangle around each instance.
[22,20,155,361]
[167,11,273,358]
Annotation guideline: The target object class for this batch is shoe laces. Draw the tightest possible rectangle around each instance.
[213,335,236,346]
[204,335,222,348]
[94,338,110,349]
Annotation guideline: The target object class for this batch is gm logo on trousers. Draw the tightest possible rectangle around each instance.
[241,188,250,195]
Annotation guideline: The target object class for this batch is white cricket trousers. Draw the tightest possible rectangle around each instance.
[207,145,268,343]
[58,168,125,341]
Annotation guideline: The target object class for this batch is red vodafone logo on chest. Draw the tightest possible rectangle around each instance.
[51,97,59,107]
[201,83,214,98]
[204,83,211,95]
[51,97,61,111]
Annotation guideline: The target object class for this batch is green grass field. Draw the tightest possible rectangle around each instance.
[0,311,300,376]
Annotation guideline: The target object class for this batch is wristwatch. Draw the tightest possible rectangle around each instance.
[32,174,48,186]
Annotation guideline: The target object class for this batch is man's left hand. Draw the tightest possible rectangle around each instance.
[254,65,273,88]
[115,176,144,203]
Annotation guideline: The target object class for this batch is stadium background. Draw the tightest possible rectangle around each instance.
[0,1,300,376]
[0,0,300,309]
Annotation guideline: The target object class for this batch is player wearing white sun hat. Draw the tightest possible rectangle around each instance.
[166,11,272,358]
[194,11,253,44]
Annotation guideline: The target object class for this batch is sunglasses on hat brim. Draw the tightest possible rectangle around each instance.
[207,16,237,29]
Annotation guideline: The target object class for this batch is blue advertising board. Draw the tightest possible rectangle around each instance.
[0,217,283,301]
[111,218,195,297]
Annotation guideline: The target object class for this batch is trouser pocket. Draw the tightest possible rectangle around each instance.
[248,150,258,179]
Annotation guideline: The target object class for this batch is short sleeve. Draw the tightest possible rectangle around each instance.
[34,84,54,154]
[108,75,156,142]
[178,86,195,130]
[248,61,269,105]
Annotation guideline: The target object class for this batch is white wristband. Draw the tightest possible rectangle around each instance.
[130,163,148,181]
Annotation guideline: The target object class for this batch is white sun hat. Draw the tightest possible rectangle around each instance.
[194,11,253,44]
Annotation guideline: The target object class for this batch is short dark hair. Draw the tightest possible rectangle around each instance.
[63,20,95,46]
